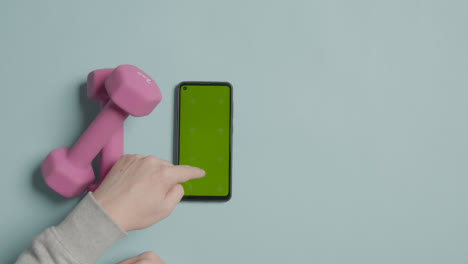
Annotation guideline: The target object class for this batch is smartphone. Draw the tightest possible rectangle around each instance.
[175,82,233,201]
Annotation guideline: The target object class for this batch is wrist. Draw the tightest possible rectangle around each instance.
[90,192,129,232]
[55,193,127,263]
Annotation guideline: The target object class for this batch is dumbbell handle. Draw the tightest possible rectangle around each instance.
[87,101,124,192]
[100,122,123,178]
[68,101,128,167]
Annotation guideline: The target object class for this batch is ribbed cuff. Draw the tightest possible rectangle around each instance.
[54,192,127,263]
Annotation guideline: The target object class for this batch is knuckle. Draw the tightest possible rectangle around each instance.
[121,154,143,162]
[119,154,132,161]
[143,156,161,166]
[134,154,145,159]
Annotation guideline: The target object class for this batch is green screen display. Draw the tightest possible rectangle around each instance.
[178,84,231,197]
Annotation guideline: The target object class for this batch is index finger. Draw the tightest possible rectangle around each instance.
[165,165,205,184]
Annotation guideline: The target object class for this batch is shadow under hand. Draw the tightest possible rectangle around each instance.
[32,82,102,202]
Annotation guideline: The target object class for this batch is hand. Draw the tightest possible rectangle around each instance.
[117,252,165,264]
[93,154,205,231]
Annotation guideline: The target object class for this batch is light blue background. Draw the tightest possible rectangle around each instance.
[1,0,468,263]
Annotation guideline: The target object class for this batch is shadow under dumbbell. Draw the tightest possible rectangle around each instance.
[32,82,102,201]
[32,165,67,203]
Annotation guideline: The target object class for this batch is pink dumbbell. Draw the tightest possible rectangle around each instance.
[85,68,123,192]
[41,65,162,198]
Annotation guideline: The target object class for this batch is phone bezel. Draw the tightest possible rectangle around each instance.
[175,81,233,201]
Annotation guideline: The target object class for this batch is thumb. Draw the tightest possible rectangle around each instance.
[165,184,185,210]
[117,256,138,264]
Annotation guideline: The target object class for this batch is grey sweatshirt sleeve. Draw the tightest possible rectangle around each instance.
[15,193,127,264]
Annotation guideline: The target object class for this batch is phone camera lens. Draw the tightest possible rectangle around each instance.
[183,87,187,90]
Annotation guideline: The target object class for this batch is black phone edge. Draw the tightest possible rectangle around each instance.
[174,81,233,202]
